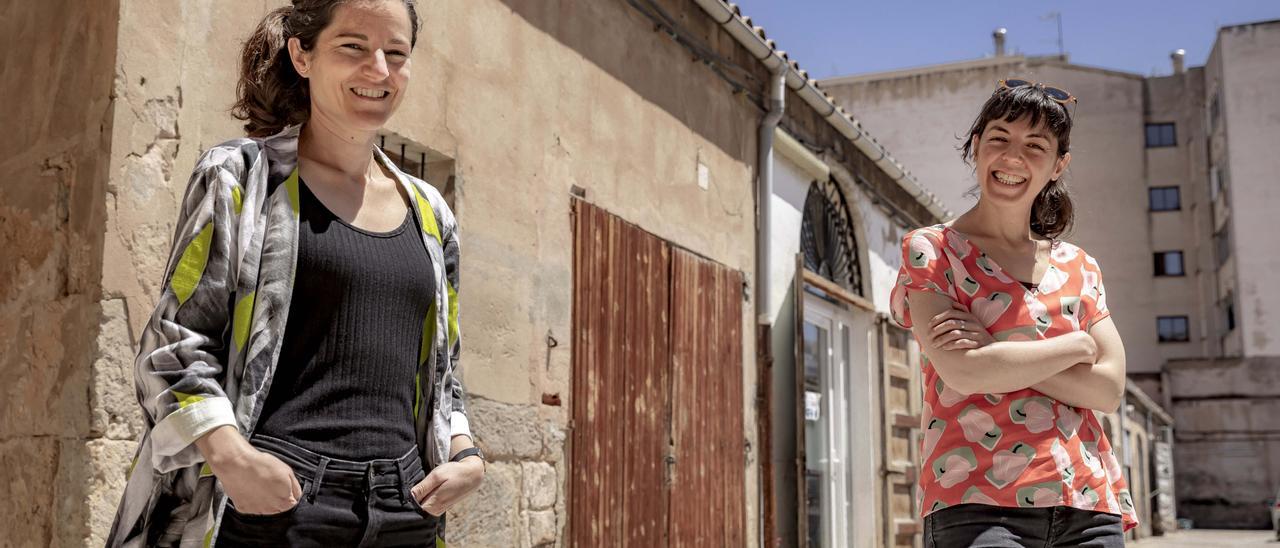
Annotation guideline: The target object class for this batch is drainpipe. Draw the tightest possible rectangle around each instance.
[757,64,786,318]
[755,62,786,548]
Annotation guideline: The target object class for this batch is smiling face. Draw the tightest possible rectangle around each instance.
[971,115,1071,207]
[287,0,414,134]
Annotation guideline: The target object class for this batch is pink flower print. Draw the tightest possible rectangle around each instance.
[986,442,1036,489]
[932,447,978,488]
[1050,439,1075,486]
[1009,396,1056,434]
[909,233,939,268]
[962,486,999,506]
[1056,404,1083,439]
[1080,268,1100,300]
[922,412,946,461]
[993,326,1038,342]
[1102,449,1123,481]
[1015,482,1065,507]
[972,292,1013,327]
[1037,265,1069,294]
[1051,243,1079,263]
[1105,486,1122,514]
[1118,489,1136,515]
[946,229,973,259]
[1096,279,1107,312]
[937,379,969,408]
[1033,488,1063,506]
[1060,297,1082,332]
[1080,442,1106,479]
[938,454,974,488]
[890,285,907,325]
[1024,292,1052,335]
[1071,486,1101,511]
[958,405,1002,450]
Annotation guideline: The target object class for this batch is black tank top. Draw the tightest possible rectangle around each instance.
[254,178,434,460]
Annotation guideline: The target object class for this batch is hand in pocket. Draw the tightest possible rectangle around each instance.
[216,449,302,515]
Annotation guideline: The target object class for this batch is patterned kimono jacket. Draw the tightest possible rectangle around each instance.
[106,125,467,547]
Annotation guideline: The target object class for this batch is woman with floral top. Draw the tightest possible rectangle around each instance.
[890,80,1137,547]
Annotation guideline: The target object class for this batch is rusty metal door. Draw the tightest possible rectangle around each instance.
[570,200,671,547]
[668,248,745,547]
[569,201,745,547]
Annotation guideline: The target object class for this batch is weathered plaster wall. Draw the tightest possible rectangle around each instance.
[90,0,765,545]
[0,1,121,545]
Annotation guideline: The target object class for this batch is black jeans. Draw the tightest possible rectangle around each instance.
[924,503,1123,548]
[217,435,442,547]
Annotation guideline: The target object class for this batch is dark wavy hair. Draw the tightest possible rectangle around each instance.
[961,84,1075,240]
[232,0,421,137]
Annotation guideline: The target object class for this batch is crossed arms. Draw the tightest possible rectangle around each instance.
[907,290,1127,413]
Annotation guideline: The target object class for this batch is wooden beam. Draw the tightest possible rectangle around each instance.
[802,269,876,313]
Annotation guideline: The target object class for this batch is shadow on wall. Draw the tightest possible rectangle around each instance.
[496,0,761,165]
[770,273,799,547]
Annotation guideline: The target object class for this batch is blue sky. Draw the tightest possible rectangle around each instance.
[729,1,1280,79]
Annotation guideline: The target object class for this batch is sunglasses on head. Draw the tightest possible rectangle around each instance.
[997,78,1078,105]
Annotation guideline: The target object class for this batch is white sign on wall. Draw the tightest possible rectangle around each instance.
[804,390,822,422]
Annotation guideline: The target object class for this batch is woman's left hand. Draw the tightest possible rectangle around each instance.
[928,302,997,351]
[411,457,485,516]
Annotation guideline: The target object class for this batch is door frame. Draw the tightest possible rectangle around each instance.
[794,259,880,548]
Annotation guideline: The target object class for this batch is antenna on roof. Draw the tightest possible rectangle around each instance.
[1041,11,1064,57]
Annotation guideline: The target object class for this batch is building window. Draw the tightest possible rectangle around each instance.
[1157,316,1190,343]
[377,130,457,210]
[1221,292,1236,334]
[1149,186,1180,211]
[1209,93,1220,132]
[1153,251,1185,276]
[802,178,864,296]
[1145,123,1177,148]
[1214,225,1231,268]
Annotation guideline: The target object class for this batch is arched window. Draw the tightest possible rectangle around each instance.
[801,178,863,296]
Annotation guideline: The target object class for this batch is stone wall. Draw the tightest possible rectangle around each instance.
[0,1,120,546]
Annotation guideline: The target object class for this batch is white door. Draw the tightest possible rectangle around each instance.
[803,295,877,548]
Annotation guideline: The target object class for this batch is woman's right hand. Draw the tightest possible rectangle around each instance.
[1074,329,1100,364]
[927,302,997,351]
[197,426,301,515]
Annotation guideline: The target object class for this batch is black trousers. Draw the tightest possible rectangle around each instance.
[217,435,443,547]
[924,503,1124,548]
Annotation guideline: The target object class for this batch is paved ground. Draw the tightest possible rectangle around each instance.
[1129,529,1279,547]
